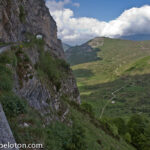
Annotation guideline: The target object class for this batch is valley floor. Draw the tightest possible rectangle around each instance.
[66,38,150,150]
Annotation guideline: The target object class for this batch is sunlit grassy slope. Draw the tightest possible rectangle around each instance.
[66,38,150,118]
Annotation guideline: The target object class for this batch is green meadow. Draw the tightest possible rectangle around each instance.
[67,38,150,119]
[65,38,150,149]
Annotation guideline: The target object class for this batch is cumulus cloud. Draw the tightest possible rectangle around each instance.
[46,0,71,11]
[73,2,80,8]
[46,0,150,45]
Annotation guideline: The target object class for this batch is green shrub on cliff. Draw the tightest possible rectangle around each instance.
[45,122,87,150]
[81,102,94,116]
[38,51,62,90]
[0,93,27,117]
[19,5,26,23]
[37,49,70,91]
[0,51,16,91]
[0,64,13,91]
[124,132,132,143]
[0,50,27,117]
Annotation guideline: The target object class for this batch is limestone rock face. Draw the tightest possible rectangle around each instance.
[0,104,18,150]
[0,0,64,58]
[0,0,80,123]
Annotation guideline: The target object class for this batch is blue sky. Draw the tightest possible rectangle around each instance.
[69,0,150,21]
[46,0,150,45]
[49,0,150,21]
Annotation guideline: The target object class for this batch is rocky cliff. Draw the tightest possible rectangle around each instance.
[0,0,64,58]
[0,104,18,150]
[0,0,80,146]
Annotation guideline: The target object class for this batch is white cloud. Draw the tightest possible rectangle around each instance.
[46,0,71,11]
[46,1,150,45]
[73,2,80,8]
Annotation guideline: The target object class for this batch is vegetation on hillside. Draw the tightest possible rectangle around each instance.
[66,38,150,150]
[0,38,136,150]
[66,46,101,65]
[19,5,26,23]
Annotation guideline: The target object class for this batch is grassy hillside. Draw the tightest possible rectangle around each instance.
[66,38,150,149]
[66,38,150,117]
[0,39,136,150]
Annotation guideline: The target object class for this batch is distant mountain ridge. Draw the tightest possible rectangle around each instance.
[120,34,150,41]
[65,37,104,65]
[65,36,150,66]
[63,43,71,51]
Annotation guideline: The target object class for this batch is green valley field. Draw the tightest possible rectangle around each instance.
[66,38,150,150]
[66,38,150,118]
